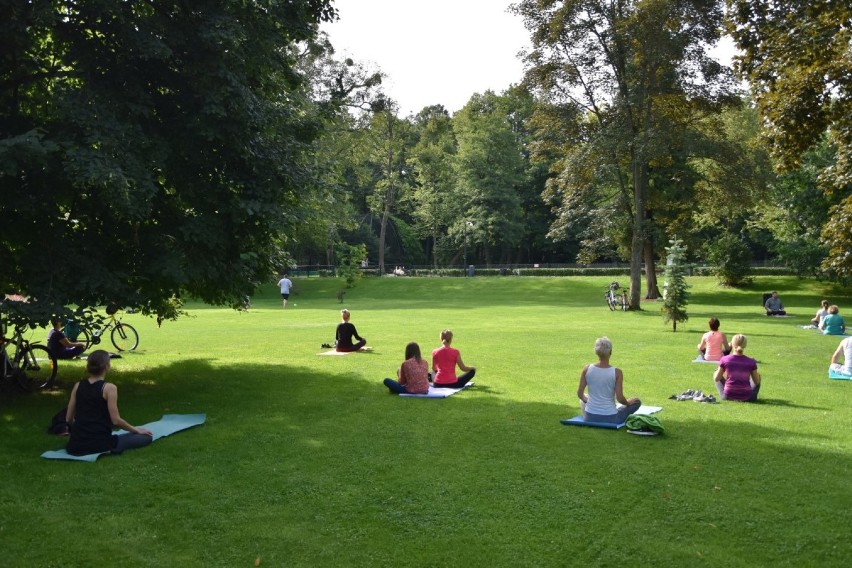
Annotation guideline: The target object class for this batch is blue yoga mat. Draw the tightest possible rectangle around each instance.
[560,416,625,429]
[41,413,206,462]
[829,370,852,380]
[692,357,720,364]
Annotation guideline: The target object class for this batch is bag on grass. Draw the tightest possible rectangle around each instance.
[48,406,70,436]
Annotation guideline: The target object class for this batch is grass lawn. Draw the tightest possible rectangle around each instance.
[1,275,851,567]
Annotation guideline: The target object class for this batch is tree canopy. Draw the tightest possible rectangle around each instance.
[0,0,336,324]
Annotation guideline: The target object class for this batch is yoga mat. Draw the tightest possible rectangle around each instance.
[400,382,474,398]
[692,357,720,364]
[560,405,662,429]
[317,347,374,356]
[41,413,206,462]
[829,370,852,380]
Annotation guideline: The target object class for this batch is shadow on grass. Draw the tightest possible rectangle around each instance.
[3,355,850,566]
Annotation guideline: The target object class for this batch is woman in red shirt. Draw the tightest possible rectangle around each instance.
[431,329,476,388]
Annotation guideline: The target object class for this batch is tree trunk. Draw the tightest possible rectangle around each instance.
[629,159,646,310]
[378,203,389,274]
[644,238,660,299]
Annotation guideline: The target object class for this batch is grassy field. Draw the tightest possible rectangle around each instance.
[1,275,851,567]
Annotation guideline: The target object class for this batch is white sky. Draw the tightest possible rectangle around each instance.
[320,0,530,116]
[321,1,737,117]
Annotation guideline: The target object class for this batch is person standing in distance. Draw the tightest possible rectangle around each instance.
[277,273,293,309]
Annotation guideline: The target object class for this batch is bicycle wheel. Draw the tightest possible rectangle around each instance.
[78,327,93,350]
[15,345,57,391]
[606,292,617,311]
[620,293,629,311]
[111,323,139,351]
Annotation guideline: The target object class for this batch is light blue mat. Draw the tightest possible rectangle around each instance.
[829,370,852,380]
[692,357,720,364]
[41,413,206,462]
[560,416,625,429]
[400,381,474,398]
[560,406,662,430]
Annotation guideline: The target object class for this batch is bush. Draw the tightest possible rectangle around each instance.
[705,234,753,286]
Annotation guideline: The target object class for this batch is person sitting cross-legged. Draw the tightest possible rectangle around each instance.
[819,305,846,336]
[47,319,86,360]
[383,342,430,394]
[335,309,366,352]
[577,337,641,423]
[713,334,761,402]
[830,336,852,377]
[764,291,786,316]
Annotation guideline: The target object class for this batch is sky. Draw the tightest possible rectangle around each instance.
[320,0,530,116]
[321,1,738,117]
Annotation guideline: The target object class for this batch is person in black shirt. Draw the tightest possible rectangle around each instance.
[66,350,152,456]
[335,309,367,352]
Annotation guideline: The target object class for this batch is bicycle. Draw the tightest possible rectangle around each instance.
[605,281,629,311]
[0,323,58,391]
[75,309,139,351]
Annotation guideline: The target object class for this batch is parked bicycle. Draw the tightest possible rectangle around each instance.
[73,308,139,352]
[605,281,629,312]
[1,323,58,391]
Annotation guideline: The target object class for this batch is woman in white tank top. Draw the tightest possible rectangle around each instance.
[830,337,852,376]
[577,337,642,423]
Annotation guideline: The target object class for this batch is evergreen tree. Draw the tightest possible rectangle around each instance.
[662,238,690,332]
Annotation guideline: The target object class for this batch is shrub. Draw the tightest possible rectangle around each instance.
[705,234,753,286]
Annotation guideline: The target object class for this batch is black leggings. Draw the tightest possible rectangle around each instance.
[434,368,475,389]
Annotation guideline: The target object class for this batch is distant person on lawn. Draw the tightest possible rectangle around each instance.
[47,319,85,360]
[383,342,430,394]
[431,329,476,389]
[697,317,730,361]
[66,350,153,456]
[576,337,641,423]
[830,337,852,377]
[277,273,294,309]
[764,291,786,316]
[819,305,846,336]
[713,334,761,402]
[335,309,367,352]
[811,299,830,327]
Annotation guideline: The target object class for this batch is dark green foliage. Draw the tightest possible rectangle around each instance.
[661,239,690,331]
[706,233,753,287]
[336,242,367,288]
[0,0,335,325]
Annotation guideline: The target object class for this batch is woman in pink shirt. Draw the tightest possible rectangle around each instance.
[431,329,476,388]
[383,342,431,394]
[698,317,730,361]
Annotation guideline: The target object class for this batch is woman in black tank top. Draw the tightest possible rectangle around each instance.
[66,350,153,456]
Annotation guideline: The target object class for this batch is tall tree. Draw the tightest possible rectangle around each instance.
[362,101,413,273]
[453,91,525,265]
[727,0,852,279]
[409,105,457,267]
[0,0,336,323]
[513,0,736,307]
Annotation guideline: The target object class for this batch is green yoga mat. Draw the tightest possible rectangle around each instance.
[41,413,206,462]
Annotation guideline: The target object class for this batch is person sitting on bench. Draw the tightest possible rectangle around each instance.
[764,291,786,316]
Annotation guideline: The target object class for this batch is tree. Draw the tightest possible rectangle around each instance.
[453,91,525,265]
[728,0,852,278]
[0,0,336,324]
[408,105,457,267]
[513,0,737,307]
[661,238,690,332]
[361,101,413,273]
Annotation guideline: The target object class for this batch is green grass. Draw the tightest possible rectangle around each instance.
[2,276,851,567]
